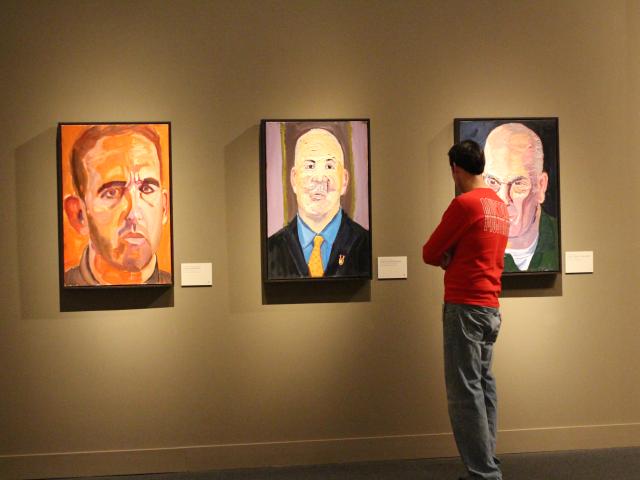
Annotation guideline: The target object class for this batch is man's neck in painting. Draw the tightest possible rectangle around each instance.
[507,205,542,250]
[88,245,156,285]
[299,207,340,233]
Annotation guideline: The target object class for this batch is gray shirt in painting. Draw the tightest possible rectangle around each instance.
[64,247,171,286]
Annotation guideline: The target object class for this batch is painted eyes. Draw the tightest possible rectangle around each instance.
[98,183,157,201]
[485,177,500,188]
[485,176,531,195]
[303,160,337,170]
[101,187,123,200]
[139,183,157,194]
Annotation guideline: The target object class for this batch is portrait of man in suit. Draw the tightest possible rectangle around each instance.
[59,123,173,287]
[263,120,371,281]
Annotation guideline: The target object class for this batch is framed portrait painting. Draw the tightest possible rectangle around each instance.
[454,117,561,274]
[57,122,173,287]
[261,119,372,282]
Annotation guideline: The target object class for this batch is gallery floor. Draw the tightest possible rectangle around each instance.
[62,446,639,480]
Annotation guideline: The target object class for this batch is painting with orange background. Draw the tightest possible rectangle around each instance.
[58,123,173,287]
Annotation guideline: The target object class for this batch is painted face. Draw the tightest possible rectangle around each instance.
[81,133,167,271]
[291,129,348,223]
[484,131,547,239]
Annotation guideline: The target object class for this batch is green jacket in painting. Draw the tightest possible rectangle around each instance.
[504,210,559,273]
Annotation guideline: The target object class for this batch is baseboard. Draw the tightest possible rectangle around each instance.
[2,423,639,479]
[498,422,640,453]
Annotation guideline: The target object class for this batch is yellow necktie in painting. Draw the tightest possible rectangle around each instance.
[308,235,325,277]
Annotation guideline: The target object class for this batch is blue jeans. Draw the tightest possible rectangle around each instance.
[443,303,502,480]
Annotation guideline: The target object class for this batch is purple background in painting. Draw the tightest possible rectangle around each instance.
[266,121,370,237]
[351,121,369,230]
[266,123,285,237]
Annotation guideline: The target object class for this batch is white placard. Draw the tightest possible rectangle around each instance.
[565,251,594,274]
[377,256,408,279]
[181,263,213,286]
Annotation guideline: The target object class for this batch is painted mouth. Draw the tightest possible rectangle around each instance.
[310,191,327,201]
[122,233,147,246]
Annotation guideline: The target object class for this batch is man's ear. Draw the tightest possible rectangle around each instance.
[290,166,297,193]
[536,172,549,204]
[63,195,89,235]
[341,168,349,195]
[162,189,169,225]
[450,163,458,181]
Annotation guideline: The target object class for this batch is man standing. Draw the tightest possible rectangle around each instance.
[483,122,559,272]
[267,128,370,279]
[423,140,509,480]
[63,124,171,286]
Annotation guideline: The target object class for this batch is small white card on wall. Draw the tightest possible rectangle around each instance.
[377,256,408,279]
[565,251,594,274]
[181,263,213,286]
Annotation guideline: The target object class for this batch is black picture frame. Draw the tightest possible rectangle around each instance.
[57,122,174,289]
[454,117,561,275]
[260,119,372,282]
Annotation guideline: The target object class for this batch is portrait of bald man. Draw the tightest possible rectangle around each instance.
[59,123,173,287]
[262,120,372,280]
[455,118,560,273]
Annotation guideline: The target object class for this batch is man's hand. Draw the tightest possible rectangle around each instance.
[440,250,452,270]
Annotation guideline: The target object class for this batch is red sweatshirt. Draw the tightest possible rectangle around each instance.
[422,188,509,307]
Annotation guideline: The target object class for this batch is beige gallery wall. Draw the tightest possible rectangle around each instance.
[1,0,639,478]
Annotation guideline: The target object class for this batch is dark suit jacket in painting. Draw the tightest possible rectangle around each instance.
[267,213,371,280]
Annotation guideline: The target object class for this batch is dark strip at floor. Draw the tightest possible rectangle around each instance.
[61,447,640,480]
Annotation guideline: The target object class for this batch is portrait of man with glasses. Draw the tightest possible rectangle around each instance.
[455,118,560,273]
[483,122,559,272]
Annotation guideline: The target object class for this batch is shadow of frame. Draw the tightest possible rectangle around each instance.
[263,278,371,305]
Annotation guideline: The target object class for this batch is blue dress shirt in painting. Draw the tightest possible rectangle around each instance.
[266,209,371,280]
[296,209,343,270]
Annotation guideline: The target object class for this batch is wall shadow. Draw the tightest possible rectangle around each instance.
[59,286,173,312]
[501,273,562,298]
[14,127,174,316]
[263,279,371,305]
[224,124,263,313]
[224,123,373,307]
[15,127,62,319]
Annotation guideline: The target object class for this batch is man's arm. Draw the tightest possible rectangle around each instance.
[422,199,469,267]
[440,250,452,270]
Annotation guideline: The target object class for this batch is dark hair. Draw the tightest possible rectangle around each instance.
[448,140,484,175]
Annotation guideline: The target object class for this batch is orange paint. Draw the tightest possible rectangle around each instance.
[60,124,172,278]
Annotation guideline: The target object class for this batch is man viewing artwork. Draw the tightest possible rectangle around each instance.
[455,118,560,273]
[59,123,172,287]
[263,120,371,281]
[423,140,509,480]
